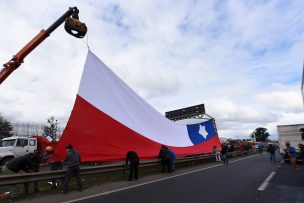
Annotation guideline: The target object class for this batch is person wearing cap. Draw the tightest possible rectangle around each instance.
[61,144,82,194]
[43,146,63,189]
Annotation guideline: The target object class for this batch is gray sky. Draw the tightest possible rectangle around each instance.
[1,0,304,139]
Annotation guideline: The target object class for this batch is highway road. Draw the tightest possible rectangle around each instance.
[17,153,304,203]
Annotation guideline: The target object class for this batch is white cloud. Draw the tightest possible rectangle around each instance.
[258,90,303,112]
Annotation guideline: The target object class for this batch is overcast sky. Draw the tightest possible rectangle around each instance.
[1,0,304,139]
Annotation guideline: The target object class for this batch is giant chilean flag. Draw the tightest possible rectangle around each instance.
[54,50,221,162]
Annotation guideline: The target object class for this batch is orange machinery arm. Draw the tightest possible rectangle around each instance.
[0,7,86,85]
[1,30,49,84]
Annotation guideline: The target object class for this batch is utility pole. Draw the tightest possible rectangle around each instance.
[301,60,304,107]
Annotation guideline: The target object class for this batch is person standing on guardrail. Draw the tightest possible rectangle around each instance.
[213,146,221,162]
[221,144,228,164]
[61,144,82,194]
[125,151,140,181]
[1,151,40,198]
[158,145,172,173]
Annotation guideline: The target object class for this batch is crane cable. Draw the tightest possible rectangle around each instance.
[81,32,90,50]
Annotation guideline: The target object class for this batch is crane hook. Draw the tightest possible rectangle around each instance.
[64,9,87,38]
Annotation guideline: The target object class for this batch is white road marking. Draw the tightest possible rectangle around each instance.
[62,154,259,203]
[257,172,276,191]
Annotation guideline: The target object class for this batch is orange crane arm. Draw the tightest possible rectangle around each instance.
[1,30,49,84]
[0,7,87,85]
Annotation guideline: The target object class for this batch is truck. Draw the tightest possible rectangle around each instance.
[277,123,304,153]
[0,136,56,165]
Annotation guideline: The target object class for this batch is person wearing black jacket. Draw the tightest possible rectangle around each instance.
[2,153,38,174]
[267,144,276,163]
[2,151,40,198]
[158,145,172,173]
[61,144,82,194]
[125,151,140,181]
[24,149,41,194]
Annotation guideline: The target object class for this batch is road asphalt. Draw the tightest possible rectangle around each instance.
[4,154,304,203]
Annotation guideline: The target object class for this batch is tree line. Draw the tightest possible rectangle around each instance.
[0,113,63,140]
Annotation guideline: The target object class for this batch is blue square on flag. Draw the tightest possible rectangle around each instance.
[187,119,217,145]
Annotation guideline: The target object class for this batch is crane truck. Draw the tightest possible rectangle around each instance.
[0,7,87,164]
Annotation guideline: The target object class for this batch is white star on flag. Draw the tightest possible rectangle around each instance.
[198,124,208,139]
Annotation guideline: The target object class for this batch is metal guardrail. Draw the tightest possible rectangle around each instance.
[0,150,250,186]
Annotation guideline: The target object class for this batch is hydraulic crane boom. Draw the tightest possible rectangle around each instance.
[0,7,87,85]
